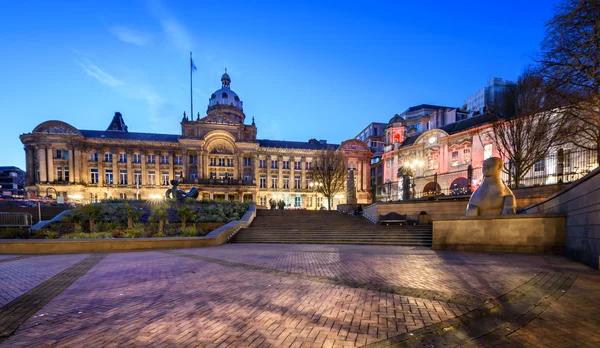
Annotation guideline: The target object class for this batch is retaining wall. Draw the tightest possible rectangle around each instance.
[521,168,600,269]
[0,205,256,254]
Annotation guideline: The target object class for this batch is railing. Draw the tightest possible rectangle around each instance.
[373,149,598,202]
[502,149,598,187]
[180,178,255,186]
[0,212,33,227]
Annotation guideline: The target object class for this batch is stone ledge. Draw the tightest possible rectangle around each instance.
[433,213,565,221]
[432,214,565,254]
[0,205,256,254]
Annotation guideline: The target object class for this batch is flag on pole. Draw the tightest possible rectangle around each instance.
[191,57,197,72]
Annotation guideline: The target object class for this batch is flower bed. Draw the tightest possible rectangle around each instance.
[24,200,250,239]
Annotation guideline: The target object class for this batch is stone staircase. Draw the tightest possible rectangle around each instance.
[230,209,432,246]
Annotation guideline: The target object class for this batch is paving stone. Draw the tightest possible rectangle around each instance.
[0,244,598,347]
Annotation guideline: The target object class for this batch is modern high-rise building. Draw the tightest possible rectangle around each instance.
[0,166,25,197]
[465,77,515,113]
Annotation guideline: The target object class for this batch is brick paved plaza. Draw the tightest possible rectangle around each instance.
[1,244,599,347]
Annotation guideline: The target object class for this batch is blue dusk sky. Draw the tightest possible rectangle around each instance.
[0,0,558,169]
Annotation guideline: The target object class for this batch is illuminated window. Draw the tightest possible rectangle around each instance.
[147,171,155,185]
[134,170,142,185]
[259,175,266,188]
[105,169,114,185]
[463,148,471,163]
[90,168,99,184]
[534,159,545,172]
[294,176,301,189]
[119,170,128,185]
[271,176,278,188]
[484,144,493,160]
[451,151,459,167]
[283,176,290,189]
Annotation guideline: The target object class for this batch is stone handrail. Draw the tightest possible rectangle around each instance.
[0,205,257,254]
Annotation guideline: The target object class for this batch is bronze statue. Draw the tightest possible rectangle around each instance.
[165,174,199,201]
[466,157,516,216]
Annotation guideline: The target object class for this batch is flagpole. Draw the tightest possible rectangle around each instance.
[190,51,193,119]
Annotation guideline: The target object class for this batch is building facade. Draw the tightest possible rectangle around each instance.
[354,122,386,155]
[0,166,26,197]
[379,112,598,201]
[20,73,373,208]
[465,77,515,113]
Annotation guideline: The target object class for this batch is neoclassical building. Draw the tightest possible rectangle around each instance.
[20,73,372,208]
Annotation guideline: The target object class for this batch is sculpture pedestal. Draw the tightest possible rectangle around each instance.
[432,214,565,253]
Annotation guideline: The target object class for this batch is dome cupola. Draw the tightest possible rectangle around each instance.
[208,69,243,111]
[221,69,231,88]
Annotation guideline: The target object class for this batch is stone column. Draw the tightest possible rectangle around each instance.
[74,149,81,183]
[253,153,259,186]
[197,150,203,179]
[155,152,160,185]
[301,157,306,189]
[81,149,89,184]
[141,150,147,185]
[290,157,295,190]
[238,154,243,179]
[168,151,174,182]
[225,193,229,200]
[46,147,54,182]
[127,150,133,186]
[25,146,34,185]
[68,148,75,183]
[278,156,283,189]
[182,149,189,179]
[266,154,271,188]
[112,151,118,185]
[209,192,214,200]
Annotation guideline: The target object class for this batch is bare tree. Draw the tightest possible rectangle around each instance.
[487,68,569,187]
[539,0,600,165]
[309,148,347,210]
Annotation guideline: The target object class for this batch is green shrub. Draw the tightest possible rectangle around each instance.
[60,232,113,239]
[177,226,199,237]
[44,231,59,239]
[123,225,147,238]
[0,227,27,239]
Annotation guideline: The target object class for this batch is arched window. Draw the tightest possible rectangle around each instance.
[234,96,240,102]
[221,92,228,99]
[211,93,216,99]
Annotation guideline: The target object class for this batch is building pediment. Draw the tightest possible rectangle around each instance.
[199,113,239,125]
[32,121,82,137]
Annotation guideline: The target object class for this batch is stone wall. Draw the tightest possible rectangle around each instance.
[363,184,568,224]
[522,167,600,269]
[363,200,469,223]
[432,215,565,253]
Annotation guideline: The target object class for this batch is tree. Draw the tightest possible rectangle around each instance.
[81,204,103,233]
[174,201,196,230]
[123,203,143,229]
[487,68,569,187]
[151,205,169,234]
[309,148,347,210]
[539,0,600,165]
